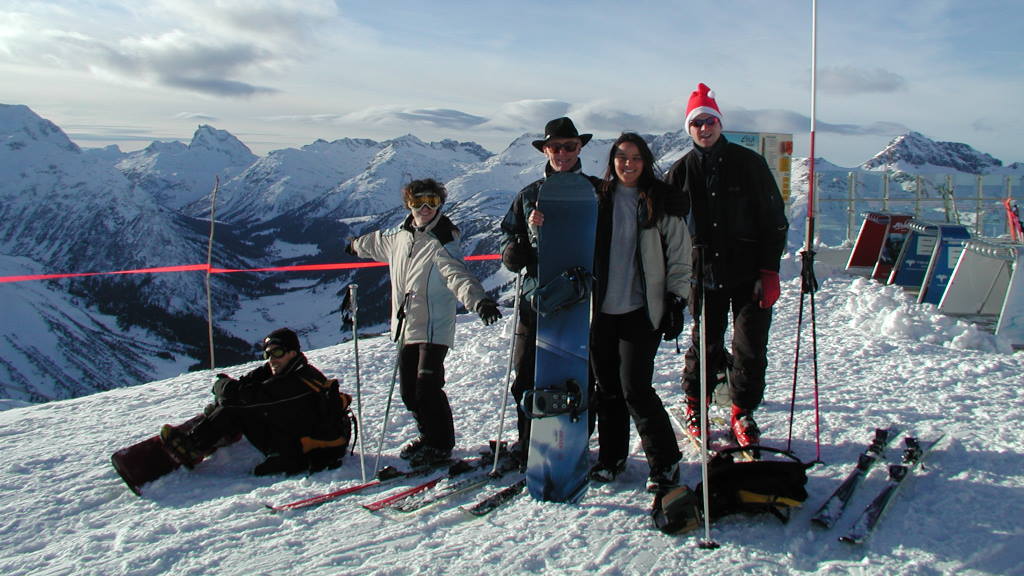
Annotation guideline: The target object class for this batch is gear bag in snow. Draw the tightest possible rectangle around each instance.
[652,446,811,534]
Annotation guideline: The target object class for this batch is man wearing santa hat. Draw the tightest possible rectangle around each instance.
[665,83,789,449]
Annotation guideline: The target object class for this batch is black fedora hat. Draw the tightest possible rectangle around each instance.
[531,117,593,151]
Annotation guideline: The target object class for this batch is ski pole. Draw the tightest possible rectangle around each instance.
[490,272,523,476]
[695,246,719,550]
[372,292,410,476]
[347,284,368,482]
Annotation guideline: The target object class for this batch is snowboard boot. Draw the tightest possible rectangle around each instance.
[160,424,205,469]
[730,405,761,447]
[408,445,452,468]
[588,458,626,483]
[507,441,528,472]
[646,461,680,493]
[399,437,427,460]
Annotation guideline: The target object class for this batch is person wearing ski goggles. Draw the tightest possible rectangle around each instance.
[346,178,501,468]
[160,327,351,477]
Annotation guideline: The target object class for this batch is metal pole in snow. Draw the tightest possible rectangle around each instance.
[349,284,367,482]
[807,0,817,253]
[205,176,219,370]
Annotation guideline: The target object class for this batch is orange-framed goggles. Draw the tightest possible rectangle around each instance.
[407,193,443,210]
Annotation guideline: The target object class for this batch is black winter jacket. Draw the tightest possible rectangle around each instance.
[665,136,789,291]
[219,354,348,454]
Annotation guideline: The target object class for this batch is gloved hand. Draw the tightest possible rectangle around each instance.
[754,269,781,309]
[501,235,534,273]
[661,293,687,341]
[344,237,357,256]
[212,373,238,402]
[476,299,502,326]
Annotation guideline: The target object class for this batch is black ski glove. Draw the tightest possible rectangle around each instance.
[501,235,534,273]
[661,293,687,341]
[212,373,239,402]
[476,299,502,326]
[344,237,357,256]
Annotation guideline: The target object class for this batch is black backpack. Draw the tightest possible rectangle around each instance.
[298,376,355,456]
[652,447,812,534]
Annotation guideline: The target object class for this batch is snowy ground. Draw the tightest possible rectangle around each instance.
[1,259,1023,576]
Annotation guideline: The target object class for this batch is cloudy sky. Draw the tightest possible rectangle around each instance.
[2,1,1021,166]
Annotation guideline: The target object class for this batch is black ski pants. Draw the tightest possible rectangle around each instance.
[510,305,537,450]
[399,343,454,452]
[683,280,773,410]
[192,404,301,464]
[591,309,681,469]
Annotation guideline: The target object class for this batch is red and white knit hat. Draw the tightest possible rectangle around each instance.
[685,83,723,126]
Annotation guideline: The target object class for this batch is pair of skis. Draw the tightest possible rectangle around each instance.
[267,454,525,517]
[266,459,453,512]
[811,427,943,544]
[363,453,522,515]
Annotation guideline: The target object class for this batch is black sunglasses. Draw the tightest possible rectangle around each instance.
[545,142,580,153]
[689,117,719,129]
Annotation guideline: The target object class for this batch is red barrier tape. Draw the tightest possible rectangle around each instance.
[0,254,502,284]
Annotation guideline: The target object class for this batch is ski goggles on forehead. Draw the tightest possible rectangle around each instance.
[263,347,288,359]
[407,194,443,210]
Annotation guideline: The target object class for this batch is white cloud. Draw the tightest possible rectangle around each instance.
[818,65,907,95]
[483,100,571,133]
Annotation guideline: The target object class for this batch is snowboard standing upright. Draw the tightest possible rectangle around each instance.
[524,172,597,502]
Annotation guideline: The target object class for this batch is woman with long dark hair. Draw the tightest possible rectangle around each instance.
[589,133,692,492]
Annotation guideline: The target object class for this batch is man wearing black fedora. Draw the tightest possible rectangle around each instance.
[498,116,599,466]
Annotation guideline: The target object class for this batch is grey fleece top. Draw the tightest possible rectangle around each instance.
[601,184,645,315]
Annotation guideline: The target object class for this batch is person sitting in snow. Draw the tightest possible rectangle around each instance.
[161,327,352,476]
[345,178,501,468]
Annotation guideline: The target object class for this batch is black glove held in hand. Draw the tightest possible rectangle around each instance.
[476,299,502,326]
[501,235,534,272]
[661,293,687,341]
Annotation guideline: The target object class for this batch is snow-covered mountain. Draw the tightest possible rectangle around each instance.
[118,125,258,211]
[1,103,1020,405]
[214,137,383,225]
[862,131,1004,174]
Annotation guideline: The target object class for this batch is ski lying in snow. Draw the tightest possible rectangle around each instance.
[461,477,527,517]
[363,457,487,512]
[839,435,943,544]
[378,455,520,514]
[811,426,900,528]
[266,461,451,512]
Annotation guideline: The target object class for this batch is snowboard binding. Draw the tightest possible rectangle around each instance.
[520,378,583,422]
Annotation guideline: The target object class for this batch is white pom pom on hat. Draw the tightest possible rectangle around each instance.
[684,83,723,127]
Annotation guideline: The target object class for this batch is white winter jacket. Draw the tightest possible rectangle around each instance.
[351,213,487,348]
